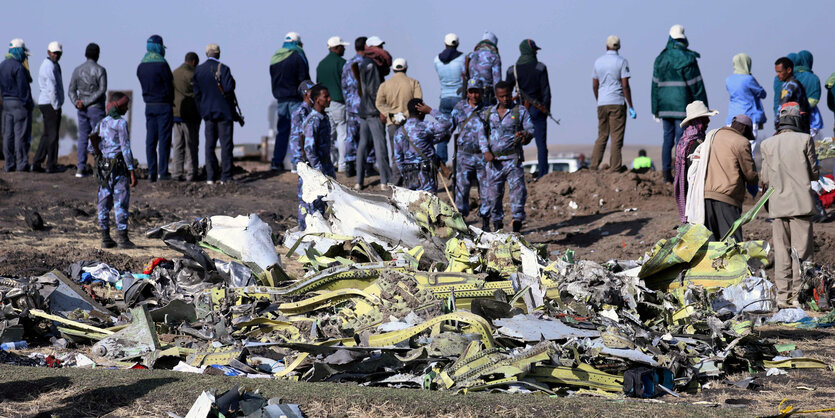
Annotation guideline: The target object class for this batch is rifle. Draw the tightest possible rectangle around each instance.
[512,64,560,125]
[215,62,245,127]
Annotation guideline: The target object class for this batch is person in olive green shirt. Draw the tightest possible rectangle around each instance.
[316,36,349,171]
[172,52,200,181]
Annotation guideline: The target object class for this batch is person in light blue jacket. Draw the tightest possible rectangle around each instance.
[725,53,766,138]
[433,33,466,163]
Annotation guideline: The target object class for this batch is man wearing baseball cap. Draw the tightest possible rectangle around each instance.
[375,57,422,187]
[0,38,34,172]
[590,35,635,172]
[434,33,465,164]
[32,41,64,173]
[451,78,490,229]
[316,36,349,173]
[136,34,175,182]
[270,31,310,171]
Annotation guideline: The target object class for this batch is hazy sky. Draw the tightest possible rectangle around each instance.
[8,0,835,163]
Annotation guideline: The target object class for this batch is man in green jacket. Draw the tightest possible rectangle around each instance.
[171,52,200,181]
[651,25,707,183]
[316,36,349,172]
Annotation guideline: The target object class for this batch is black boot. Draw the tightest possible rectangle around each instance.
[116,229,136,249]
[663,169,674,184]
[481,216,491,231]
[493,221,504,232]
[101,229,117,249]
[346,162,356,178]
[512,219,522,233]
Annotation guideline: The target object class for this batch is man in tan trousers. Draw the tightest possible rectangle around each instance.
[760,102,819,308]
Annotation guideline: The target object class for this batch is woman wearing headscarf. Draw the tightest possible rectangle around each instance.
[725,53,766,139]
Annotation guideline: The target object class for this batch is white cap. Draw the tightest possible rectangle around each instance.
[483,31,498,45]
[444,33,459,46]
[669,24,686,40]
[327,36,349,48]
[284,32,301,43]
[392,57,407,71]
[47,41,62,53]
[366,36,384,47]
[606,35,620,50]
[9,38,28,52]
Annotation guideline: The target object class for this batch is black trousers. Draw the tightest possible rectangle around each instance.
[34,105,61,170]
[704,198,742,242]
[204,119,234,181]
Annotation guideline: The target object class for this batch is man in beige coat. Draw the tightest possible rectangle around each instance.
[760,102,819,308]
[376,58,422,184]
[703,114,758,241]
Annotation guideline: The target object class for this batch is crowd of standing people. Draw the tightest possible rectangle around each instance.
[0,26,830,305]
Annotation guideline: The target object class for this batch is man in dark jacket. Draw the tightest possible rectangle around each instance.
[0,38,34,172]
[136,34,174,182]
[505,39,551,179]
[172,52,200,181]
[194,43,237,184]
[269,32,309,171]
[68,43,107,177]
[651,25,707,183]
[355,36,392,190]
[775,57,810,133]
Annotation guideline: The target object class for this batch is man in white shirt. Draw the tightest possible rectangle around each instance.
[591,35,635,172]
[32,41,64,173]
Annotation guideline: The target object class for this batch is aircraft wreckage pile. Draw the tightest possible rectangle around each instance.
[1,164,833,400]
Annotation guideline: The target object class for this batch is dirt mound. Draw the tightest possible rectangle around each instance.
[0,247,146,277]
[527,169,672,220]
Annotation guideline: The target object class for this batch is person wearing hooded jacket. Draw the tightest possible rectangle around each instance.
[651,25,708,184]
[505,39,551,179]
[725,53,766,139]
[433,33,465,164]
[136,34,175,182]
[794,50,823,137]
[466,32,501,106]
[270,32,310,171]
[0,38,34,172]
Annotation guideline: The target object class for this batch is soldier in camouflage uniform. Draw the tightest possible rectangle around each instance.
[290,80,315,171]
[341,36,374,177]
[90,92,137,249]
[466,31,502,106]
[298,85,336,230]
[291,80,315,228]
[393,98,452,192]
[451,79,490,229]
[480,81,533,233]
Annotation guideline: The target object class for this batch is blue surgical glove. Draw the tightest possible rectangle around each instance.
[628,107,637,119]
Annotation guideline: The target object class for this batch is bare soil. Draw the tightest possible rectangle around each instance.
[1,153,835,415]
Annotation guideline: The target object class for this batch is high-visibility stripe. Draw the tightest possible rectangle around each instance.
[658,111,686,118]
[652,75,703,87]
